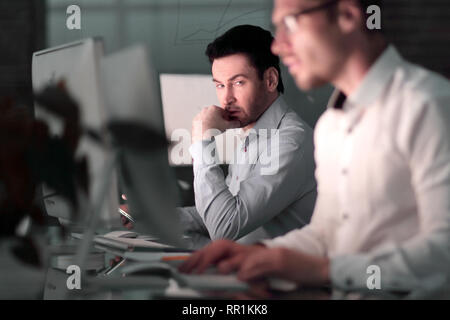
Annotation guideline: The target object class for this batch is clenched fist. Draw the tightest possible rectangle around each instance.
[192,105,241,143]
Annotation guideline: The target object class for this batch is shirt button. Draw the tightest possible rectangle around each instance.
[347,128,353,134]
[341,168,348,175]
[342,213,349,220]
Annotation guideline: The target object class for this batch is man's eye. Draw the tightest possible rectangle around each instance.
[216,83,225,89]
[234,81,244,86]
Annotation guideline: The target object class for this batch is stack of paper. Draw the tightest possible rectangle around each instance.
[120,261,248,292]
[93,231,193,254]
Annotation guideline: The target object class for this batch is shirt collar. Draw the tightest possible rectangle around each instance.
[327,45,404,111]
[250,95,289,135]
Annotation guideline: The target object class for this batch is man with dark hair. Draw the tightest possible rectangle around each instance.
[180,0,450,298]
[205,25,285,94]
[179,25,317,245]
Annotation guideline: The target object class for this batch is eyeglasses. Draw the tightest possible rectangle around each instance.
[278,0,340,34]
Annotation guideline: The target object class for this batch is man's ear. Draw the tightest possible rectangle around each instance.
[336,0,365,34]
[264,67,279,93]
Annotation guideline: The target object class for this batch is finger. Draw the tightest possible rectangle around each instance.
[178,250,205,273]
[124,222,134,230]
[179,241,234,274]
[220,108,236,120]
[178,242,218,273]
[109,256,122,266]
[193,244,235,274]
[222,110,232,121]
[121,216,132,228]
[237,254,273,282]
[217,253,245,274]
[203,105,221,116]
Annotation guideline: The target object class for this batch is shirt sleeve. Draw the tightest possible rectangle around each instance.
[189,129,315,241]
[330,95,450,297]
[176,206,209,235]
[262,191,331,257]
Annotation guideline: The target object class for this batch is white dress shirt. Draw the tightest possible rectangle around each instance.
[180,96,317,244]
[264,46,450,298]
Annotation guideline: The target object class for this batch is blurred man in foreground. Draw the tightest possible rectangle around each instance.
[180,0,450,299]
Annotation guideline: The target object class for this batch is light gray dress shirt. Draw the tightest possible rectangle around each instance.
[179,96,317,245]
[264,46,450,298]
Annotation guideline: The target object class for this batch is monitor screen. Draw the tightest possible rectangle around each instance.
[32,38,120,228]
[101,45,183,247]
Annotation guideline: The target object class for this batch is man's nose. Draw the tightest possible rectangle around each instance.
[272,29,290,56]
[223,86,236,106]
[271,37,281,55]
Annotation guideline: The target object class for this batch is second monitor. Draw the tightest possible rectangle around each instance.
[101,45,184,247]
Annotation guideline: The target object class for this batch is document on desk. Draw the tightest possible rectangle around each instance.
[124,251,191,262]
[101,230,159,241]
[93,235,191,252]
[121,261,249,292]
[179,274,249,292]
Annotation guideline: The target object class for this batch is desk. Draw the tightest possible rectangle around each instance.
[41,227,332,300]
[43,246,332,300]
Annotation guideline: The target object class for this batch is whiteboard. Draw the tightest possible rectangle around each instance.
[160,73,240,165]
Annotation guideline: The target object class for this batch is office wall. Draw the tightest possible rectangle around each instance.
[41,0,450,208]
[46,0,331,128]
[383,0,450,79]
[0,0,46,108]
[46,0,450,128]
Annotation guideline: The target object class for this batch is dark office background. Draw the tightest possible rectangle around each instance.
[0,0,449,208]
[0,0,45,109]
[1,0,450,124]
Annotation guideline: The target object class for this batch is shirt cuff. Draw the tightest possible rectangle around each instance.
[331,253,450,298]
[330,254,373,292]
[330,254,419,295]
[189,139,220,170]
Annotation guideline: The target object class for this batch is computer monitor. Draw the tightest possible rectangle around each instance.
[100,45,183,247]
[159,73,241,166]
[32,38,120,228]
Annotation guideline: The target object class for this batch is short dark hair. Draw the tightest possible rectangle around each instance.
[205,25,284,94]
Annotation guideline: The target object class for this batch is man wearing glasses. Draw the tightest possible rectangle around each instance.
[180,0,450,298]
